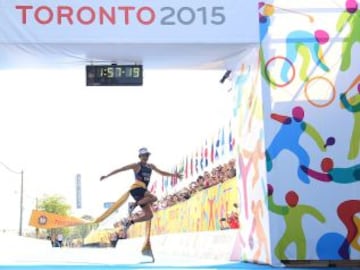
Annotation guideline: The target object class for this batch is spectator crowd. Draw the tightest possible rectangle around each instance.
[152,159,237,211]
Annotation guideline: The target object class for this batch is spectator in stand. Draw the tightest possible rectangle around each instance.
[196,175,205,191]
[152,201,160,212]
[173,194,180,204]
[176,192,185,203]
[211,167,217,178]
[209,176,217,187]
[227,159,237,179]
[189,181,199,195]
[220,203,240,229]
[109,223,129,248]
[227,212,240,229]
[56,233,63,247]
[220,217,230,230]
[222,163,229,177]
[113,221,121,228]
[117,228,127,239]
[50,234,56,247]
[159,197,167,209]
[166,195,177,208]
[179,187,191,200]
[109,231,119,247]
[203,171,211,188]
[227,203,240,229]
[215,165,222,180]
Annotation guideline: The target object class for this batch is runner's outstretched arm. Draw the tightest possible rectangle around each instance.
[151,164,183,179]
[100,163,137,181]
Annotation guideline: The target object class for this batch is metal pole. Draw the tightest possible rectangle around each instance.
[35,197,39,238]
[19,170,24,236]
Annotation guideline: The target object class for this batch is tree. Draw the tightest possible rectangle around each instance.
[38,194,72,239]
[38,194,71,215]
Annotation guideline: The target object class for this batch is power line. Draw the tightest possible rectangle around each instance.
[0,161,22,175]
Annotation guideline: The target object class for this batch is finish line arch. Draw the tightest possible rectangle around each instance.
[2,0,358,267]
[0,0,258,70]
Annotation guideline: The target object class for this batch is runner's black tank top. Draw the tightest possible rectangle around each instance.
[134,163,152,187]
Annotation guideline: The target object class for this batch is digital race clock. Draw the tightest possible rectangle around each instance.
[86,65,143,86]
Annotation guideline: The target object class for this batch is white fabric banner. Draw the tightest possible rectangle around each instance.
[0,0,259,44]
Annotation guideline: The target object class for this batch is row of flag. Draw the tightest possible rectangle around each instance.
[149,121,237,195]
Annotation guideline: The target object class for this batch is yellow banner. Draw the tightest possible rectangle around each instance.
[29,210,88,229]
[129,177,239,237]
[84,229,112,245]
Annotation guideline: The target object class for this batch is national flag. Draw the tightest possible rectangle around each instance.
[149,180,157,194]
[210,137,215,164]
[190,154,194,176]
[229,121,235,152]
[200,146,204,171]
[221,126,225,157]
[170,170,175,187]
[174,166,178,186]
[204,140,209,167]
[215,129,220,160]
[164,176,169,192]
[195,151,199,173]
[178,161,184,181]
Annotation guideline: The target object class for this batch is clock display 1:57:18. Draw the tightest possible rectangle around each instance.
[99,66,141,78]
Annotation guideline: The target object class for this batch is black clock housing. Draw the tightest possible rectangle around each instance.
[86,65,143,86]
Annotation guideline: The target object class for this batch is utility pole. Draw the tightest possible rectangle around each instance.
[35,197,39,238]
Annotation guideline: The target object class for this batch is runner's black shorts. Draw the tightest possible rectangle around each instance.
[130,187,147,202]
